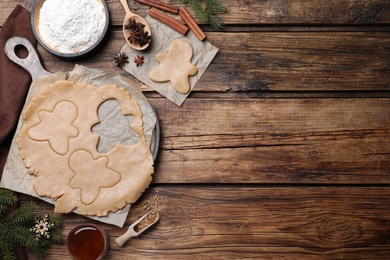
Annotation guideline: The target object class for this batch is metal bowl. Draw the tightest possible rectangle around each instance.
[31,0,110,59]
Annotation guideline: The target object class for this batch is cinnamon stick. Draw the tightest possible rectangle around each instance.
[136,0,179,14]
[179,8,206,41]
[148,8,189,35]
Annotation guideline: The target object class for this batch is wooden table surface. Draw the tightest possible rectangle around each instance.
[1,0,390,259]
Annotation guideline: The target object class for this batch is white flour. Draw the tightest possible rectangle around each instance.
[38,0,106,54]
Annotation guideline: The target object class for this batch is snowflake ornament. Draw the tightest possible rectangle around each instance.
[30,214,55,239]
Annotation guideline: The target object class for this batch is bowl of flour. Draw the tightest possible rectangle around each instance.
[31,0,110,59]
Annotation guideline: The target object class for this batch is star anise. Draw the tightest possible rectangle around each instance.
[124,19,151,47]
[113,52,129,68]
[128,27,142,44]
[139,31,151,47]
[137,21,146,29]
[124,19,138,30]
[134,55,144,67]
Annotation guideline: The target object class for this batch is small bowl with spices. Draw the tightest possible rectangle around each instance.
[66,224,109,260]
[31,0,110,59]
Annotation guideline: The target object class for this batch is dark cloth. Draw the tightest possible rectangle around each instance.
[0,4,36,173]
[0,3,36,173]
[0,4,37,260]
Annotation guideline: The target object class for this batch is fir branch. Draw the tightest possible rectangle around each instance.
[49,228,63,244]
[179,0,228,31]
[0,188,18,209]
[47,214,63,243]
[0,239,15,260]
[205,0,227,31]
[184,0,208,22]
[9,202,38,227]
[0,204,8,216]
[0,188,63,260]
[29,239,51,260]
[9,226,38,249]
[205,0,228,14]
[208,13,225,31]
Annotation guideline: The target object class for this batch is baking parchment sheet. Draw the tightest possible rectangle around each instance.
[0,65,157,227]
[122,15,219,106]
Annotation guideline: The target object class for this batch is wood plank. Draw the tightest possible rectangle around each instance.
[23,186,390,259]
[207,32,390,92]
[34,31,390,92]
[150,98,390,184]
[0,1,22,25]
[3,0,390,27]
[103,0,390,26]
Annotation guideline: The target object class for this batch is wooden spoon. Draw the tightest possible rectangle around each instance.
[119,0,151,50]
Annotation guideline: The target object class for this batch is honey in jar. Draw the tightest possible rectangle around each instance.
[66,224,109,260]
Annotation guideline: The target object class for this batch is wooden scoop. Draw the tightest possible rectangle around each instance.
[115,209,159,247]
[119,0,151,50]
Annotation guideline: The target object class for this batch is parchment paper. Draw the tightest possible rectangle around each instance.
[0,65,157,227]
[122,15,219,106]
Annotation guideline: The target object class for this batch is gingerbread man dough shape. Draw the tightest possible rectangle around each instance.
[149,39,198,94]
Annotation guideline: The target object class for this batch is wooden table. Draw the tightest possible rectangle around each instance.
[1,0,390,259]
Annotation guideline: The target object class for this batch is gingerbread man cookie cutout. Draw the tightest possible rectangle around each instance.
[149,39,198,94]
[28,101,79,155]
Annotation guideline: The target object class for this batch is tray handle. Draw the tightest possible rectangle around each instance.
[4,36,51,81]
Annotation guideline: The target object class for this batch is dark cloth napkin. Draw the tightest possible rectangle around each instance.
[0,4,37,260]
[0,4,36,176]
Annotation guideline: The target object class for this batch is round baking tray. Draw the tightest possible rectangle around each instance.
[31,0,110,59]
[150,108,160,161]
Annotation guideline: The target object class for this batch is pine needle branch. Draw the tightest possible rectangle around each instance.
[208,13,225,31]
[205,0,228,14]
[9,202,38,227]
[0,188,63,260]
[47,214,63,243]
[186,0,209,22]
[0,238,15,260]
[0,188,17,209]
[10,226,38,248]
[179,0,228,31]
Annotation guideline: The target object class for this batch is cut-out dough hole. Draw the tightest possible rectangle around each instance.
[92,98,140,153]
